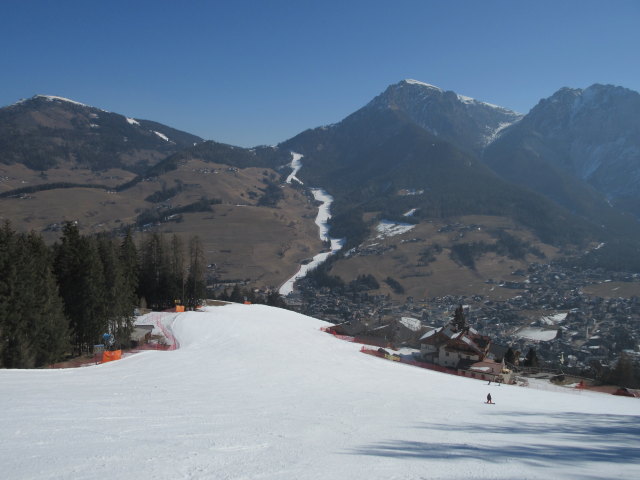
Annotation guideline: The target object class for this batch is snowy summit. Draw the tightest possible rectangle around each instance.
[1,304,639,479]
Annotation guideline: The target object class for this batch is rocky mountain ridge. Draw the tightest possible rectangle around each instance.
[485,84,640,217]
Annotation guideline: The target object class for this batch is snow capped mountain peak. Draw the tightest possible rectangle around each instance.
[402,78,443,91]
[367,79,522,152]
[34,94,90,107]
[26,94,111,113]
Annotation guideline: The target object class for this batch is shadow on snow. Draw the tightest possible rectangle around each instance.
[349,412,640,467]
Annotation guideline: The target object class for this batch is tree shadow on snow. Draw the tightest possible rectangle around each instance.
[349,412,640,467]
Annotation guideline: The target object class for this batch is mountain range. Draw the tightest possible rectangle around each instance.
[1,80,640,296]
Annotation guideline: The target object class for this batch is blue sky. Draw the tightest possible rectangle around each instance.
[2,0,639,147]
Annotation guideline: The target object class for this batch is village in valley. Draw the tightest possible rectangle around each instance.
[283,258,640,391]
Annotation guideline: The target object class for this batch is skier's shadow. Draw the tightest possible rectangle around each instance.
[349,412,640,465]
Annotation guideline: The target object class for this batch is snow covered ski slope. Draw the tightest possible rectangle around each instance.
[1,304,639,479]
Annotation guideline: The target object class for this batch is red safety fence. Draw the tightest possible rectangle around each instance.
[131,343,173,351]
[320,327,392,349]
[146,312,179,351]
[359,346,508,383]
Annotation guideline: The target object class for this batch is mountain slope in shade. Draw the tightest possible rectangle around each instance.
[281,92,601,248]
[1,304,638,479]
[0,95,203,173]
[484,84,640,218]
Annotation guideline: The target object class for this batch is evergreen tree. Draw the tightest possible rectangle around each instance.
[523,348,539,369]
[266,290,288,308]
[168,234,185,306]
[229,284,243,303]
[97,234,135,347]
[138,233,171,309]
[504,347,516,366]
[451,305,467,332]
[0,221,18,366]
[25,232,69,366]
[54,223,107,354]
[185,235,206,308]
[120,229,139,312]
[607,353,637,388]
[218,288,230,301]
[0,223,68,367]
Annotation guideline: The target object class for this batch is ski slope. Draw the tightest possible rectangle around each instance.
[1,304,639,479]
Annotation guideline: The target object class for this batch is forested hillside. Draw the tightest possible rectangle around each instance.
[0,223,205,367]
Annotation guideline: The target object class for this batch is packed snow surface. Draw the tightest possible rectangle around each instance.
[286,152,304,185]
[403,78,443,90]
[35,94,90,107]
[153,130,169,141]
[517,327,559,342]
[1,304,639,479]
[403,208,418,217]
[125,117,140,126]
[540,313,567,325]
[279,188,344,296]
[375,219,415,239]
[399,316,422,331]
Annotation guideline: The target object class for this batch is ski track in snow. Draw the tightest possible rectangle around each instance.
[1,304,639,480]
[279,153,344,296]
[286,152,304,185]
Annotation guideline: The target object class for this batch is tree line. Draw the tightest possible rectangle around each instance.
[0,222,207,368]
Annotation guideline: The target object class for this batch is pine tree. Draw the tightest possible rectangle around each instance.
[54,223,107,354]
[608,353,636,388]
[523,348,539,369]
[504,347,516,366]
[120,228,139,312]
[185,235,206,309]
[266,290,288,308]
[138,233,171,309]
[229,284,243,303]
[0,222,25,367]
[451,305,467,332]
[97,234,135,348]
[0,224,68,367]
[168,234,185,306]
[25,232,69,366]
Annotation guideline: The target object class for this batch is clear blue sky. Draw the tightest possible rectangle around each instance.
[2,0,639,147]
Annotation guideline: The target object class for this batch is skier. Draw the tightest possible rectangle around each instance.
[486,393,492,404]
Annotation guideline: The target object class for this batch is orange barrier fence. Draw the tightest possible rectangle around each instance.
[102,350,122,363]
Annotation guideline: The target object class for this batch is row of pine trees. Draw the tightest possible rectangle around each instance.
[0,222,207,368]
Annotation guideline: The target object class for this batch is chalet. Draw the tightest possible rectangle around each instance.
[419,323,491,368]
[419,305,513,383]
[419,306,490,365]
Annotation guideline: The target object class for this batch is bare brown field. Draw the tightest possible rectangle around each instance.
[1,187,146,242]
[0,162,136,192]
[332,215,556,301]
[582,281,640,298]
[154,192,322,289]
[0,161,323,290]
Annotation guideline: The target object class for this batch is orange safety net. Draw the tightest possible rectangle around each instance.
[175,305,185,312]
[102,350,122,363]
